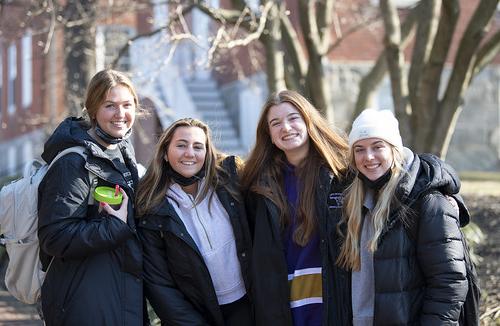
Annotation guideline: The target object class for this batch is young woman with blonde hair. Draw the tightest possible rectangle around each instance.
[137,118,253,326]
[338,108,470,325]
[241,90,351,325]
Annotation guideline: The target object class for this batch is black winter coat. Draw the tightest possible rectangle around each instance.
[346,153,469,325]
[138,156,252,326]
[37,118,144,326]
[247,167,352,326]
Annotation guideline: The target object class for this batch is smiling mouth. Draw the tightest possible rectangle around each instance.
[111,121,127,127]
[282,134,298,141]
[180,161,196,165]
[364,164,381,170]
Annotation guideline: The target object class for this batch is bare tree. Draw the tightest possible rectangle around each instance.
[369,0,500,157]
[190,0,379,119]
[189,0,500,157]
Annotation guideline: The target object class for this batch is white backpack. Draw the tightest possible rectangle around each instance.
[0,146,94,304]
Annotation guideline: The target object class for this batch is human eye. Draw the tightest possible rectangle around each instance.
[354,147,365,153]
[176,143,186,148]
[194,144,205,151]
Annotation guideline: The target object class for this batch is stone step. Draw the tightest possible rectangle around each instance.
[185,78,245,154]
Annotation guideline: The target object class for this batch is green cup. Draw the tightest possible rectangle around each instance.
[93,186,123,209]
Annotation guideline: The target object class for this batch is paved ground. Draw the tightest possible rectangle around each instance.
[0,261,42,325]
[0,192,497,325]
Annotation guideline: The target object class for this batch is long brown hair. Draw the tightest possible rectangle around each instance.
[136,118,241,217]
[83,69,140,125]
[240,90,349,246]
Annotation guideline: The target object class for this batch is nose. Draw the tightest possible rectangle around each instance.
[115,105,126,116]
[282,120,292,131]
[366,149,375,160]
[184,146,195,157]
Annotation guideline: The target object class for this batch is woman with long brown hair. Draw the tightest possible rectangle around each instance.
[137,118,253,326]
[241,90,350,325]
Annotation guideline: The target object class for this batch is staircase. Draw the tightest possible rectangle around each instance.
[185,79,243,155]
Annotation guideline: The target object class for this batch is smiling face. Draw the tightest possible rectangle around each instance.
[353,138,394,181]
[267,102,310,165]
[94,84,136,139]
[165,126,207,178]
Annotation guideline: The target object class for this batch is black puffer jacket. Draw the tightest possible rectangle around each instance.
[38,117,144,326]
[363,153,469,325]
[248,167,352,326]
[138,156,252,326]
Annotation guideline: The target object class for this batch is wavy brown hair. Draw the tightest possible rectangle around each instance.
[240,90,349,246]
[136,118,241,217]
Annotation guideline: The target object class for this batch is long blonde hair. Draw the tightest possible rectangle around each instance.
[337,144,407,270]
[241,90,349,246]
[136,118,240,217]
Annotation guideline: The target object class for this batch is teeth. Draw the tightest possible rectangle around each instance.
[282,134,296,140]
[181,162,195,165]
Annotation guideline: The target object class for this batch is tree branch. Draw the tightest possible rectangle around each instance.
[316,0,334,54]
[407,0,440,108]
[327,14,381,54]
[380,0,411,141]
[473,28,500,76]
[280,9,307,90]
[353,2,419,120]
[435,0,499,156]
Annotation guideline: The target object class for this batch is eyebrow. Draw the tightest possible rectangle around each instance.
[268,112,301,125]
[103,99,133,105]
[174,139,205,146]
[354,140,385,148]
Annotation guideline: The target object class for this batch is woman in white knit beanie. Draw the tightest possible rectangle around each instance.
[336,108,473,325]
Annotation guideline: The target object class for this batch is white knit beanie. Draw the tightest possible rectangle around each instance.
[349,108,403,149]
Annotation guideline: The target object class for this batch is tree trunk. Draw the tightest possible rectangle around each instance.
[380,0,412,143]
[260,2,286,93]
[430,0,499,157]
[64,0,97,116]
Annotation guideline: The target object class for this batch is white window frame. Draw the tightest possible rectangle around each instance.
[0,44,3,120]
[8,42,17,115]
[22,31,33,109]
[7,146,16,176]
[22,140,33,164]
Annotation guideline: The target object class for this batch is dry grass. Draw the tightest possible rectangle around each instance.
[461,180,500,196]
[460,171,500,196]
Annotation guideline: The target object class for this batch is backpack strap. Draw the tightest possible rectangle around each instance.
[48,146,97,205]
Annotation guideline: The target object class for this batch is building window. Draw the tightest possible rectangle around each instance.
[0,44,3,119]
[22,140,33,164]
[7,146,16,176]
[8,43,17,115]
[96,25,133,72]
[22,31,32,109]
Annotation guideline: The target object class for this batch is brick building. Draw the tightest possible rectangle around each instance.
[0,0,499,179]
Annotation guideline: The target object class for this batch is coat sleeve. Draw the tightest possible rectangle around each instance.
[38,154,134,259]
[139,226,210,326]
[417,193,468,325]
